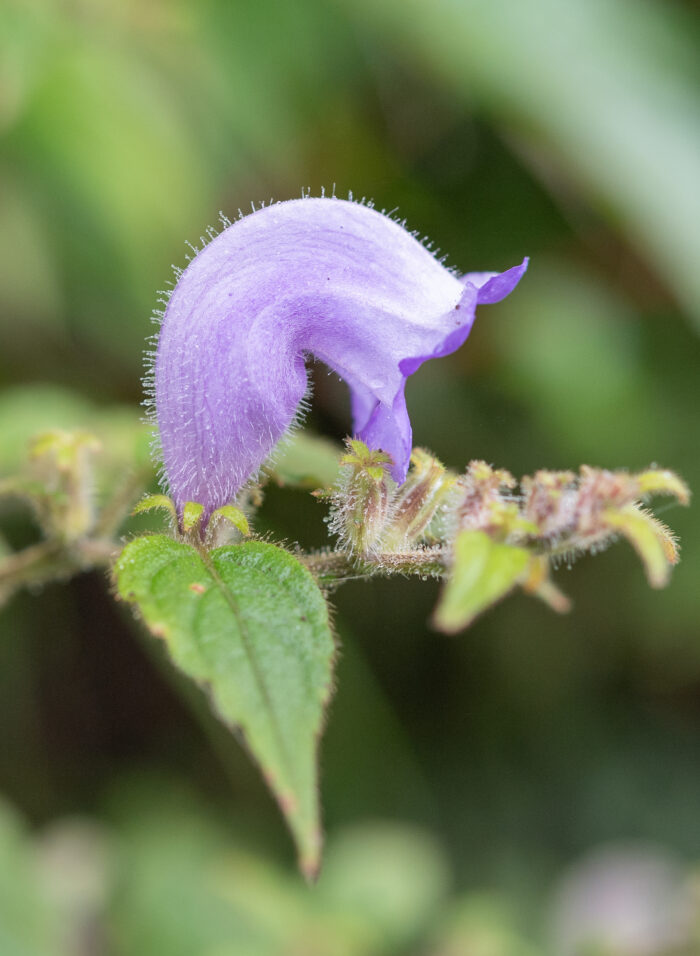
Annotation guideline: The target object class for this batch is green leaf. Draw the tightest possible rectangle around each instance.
[434,531,529,633]
[114,535,335,878]
[268,431,341,489]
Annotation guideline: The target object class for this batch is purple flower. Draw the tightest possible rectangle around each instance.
[153,198,527,515]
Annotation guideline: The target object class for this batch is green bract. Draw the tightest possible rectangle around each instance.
[434,531,530,633]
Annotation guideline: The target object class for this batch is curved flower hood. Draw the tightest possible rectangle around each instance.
[154,197,527,514]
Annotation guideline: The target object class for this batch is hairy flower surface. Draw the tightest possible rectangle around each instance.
[154,198,527,514]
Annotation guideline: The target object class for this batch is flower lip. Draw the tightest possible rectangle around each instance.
[152,197,527,515]
[398,258,529,379]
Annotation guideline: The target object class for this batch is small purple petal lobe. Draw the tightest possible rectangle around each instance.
[154,198,527,513]
[463,258,529,304]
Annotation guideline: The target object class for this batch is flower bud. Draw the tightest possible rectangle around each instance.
[522,469,577,541]
[456,460,521,539]
[328,439,394,556]
[382,448,457,550]
[29,430,101,542]
[522,465,689,587]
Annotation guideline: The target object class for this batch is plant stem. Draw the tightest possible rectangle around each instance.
[301,546,447,586]
[0,537,117,606]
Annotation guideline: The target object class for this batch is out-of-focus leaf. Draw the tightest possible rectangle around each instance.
[34,819,114,956]
[267,432,341,490]
[429,894,541,956]
[0,386,152,500]
[109,794,452,956]
[319,823,448,948]
[339,0,700,329]
[5,14,210,359]
[0,179,63,328]
[114,535,335,878]
[197,0,359,167]
[495,264,649,464]
[2,0,362,367]
[0,386,94,473]
[109,808,280,956]
[0,799,67,956]
[434,531,529,633]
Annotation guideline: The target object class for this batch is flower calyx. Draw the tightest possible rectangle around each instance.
[381,448,459,550]
[328,440,395,556]
[327,441,464,559]
[21,429,102,543]
[133,494,250,549]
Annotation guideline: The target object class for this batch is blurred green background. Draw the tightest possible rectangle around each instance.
[1,0,699,952]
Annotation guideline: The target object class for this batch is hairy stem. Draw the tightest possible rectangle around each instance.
[0,537,117,607]
[301,546,447,586]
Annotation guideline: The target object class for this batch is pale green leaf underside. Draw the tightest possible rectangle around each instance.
[114,535,335,878]
[435,531,529,633]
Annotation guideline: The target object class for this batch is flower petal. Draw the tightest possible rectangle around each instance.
[463,259,529,304]
[154,198,527,513]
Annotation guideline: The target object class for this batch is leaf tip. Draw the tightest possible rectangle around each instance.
[298,832,323,884]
